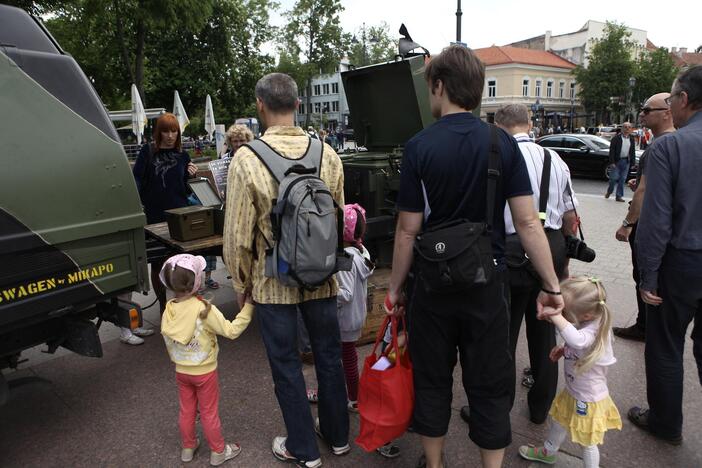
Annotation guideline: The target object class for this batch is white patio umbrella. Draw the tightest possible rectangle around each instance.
[173,90,190,133]
[204,94,216,141]
[131,84,147,144]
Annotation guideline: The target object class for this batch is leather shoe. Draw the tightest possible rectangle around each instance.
[459,405,470,424]
[613,325,645,342]
[628,406,682,445]
[616,197,626,202]
[605,191,612,199]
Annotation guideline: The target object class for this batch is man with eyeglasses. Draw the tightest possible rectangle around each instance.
[613,93,675,342]
[629,65,702,446]
[605,122,636,201]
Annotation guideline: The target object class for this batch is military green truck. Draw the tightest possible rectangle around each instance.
[340,55,435,265]
[0,5,148,401]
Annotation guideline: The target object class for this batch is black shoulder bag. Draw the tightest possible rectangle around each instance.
[412,125,501,294]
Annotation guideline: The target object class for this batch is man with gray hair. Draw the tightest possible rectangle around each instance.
[490,104,577,425]
[629,65,702,445]
[223,73,348,468]
[606,122,635,202]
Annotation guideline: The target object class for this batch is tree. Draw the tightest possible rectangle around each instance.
[633,47,678,107]
[283,0,345,127]
[573,22,636,124]
[345,22,397,67]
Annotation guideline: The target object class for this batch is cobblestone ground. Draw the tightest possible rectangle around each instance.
[0,180,700,467]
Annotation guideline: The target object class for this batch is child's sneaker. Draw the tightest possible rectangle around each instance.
[272,436,322,467]
[518,445,556,465]
[181,439,199,462]
[347,400,358,413]
[210,443,241,466]
[376,443,401,458]
[314,418,351,455]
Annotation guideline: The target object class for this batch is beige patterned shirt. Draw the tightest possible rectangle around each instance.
[222,126,345,304]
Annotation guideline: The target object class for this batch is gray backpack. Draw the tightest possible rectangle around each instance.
[245,138,351,290]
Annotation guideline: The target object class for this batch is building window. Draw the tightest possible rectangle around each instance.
[570,82,576,99]
[314,102,321,113]
[299,103,305,114]
[559,81,565,98]
[546,80,554,98]
[332,83,339,94]
[313,84,321,96]
[323,83,330,94]
[535,80,542,97]
[487,79,496,98]
[522,79,529,97]
[332,101,339,112]
[323,102,330,112]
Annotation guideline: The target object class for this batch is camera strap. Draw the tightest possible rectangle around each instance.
[538,150,552,226]
[565,183,585,241]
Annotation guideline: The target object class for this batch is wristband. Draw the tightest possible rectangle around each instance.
[541,287,562,296]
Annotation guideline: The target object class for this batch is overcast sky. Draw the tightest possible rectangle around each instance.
[271,0,700,55]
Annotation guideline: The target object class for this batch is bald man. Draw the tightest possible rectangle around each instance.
[606,122,636,201]
[613,93,675,342]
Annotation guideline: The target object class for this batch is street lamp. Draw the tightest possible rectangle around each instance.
[570,96,575,132]
[628,76,637,123]
[531,98,543,134]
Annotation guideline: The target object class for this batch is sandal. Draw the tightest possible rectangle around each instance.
[307,388,318,404]
[205,278,220,289]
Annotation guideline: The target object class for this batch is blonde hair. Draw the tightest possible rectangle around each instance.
[225,124,253,148]
[161,265,212,319]
[561,276,612,373]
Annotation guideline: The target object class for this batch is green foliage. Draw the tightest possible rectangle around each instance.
[633,48,679,106]
[345,22,397,67]
[573,22,636,122]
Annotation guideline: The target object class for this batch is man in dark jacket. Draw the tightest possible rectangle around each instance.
[606,122,636,201]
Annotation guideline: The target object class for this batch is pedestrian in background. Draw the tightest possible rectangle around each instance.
[605,122,635,202]
[221,124,253,159]
[613,93,675,342]
[630,65,702,446]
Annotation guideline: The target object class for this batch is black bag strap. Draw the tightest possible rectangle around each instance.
[538,149,552,226]
[564,182,585,241]
[245,137,322,183]
[486,125,502,232]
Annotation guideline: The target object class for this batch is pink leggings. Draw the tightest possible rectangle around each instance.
[342,341,359,401]
[176,370,225,452]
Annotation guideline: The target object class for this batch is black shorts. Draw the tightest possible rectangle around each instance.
[408,270,514,450]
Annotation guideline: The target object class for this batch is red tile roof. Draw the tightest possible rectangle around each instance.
[672,52,702,68]
[474,45,576,69]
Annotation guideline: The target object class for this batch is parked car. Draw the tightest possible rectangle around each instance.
[586,126,618,140]
[537,134,640,180]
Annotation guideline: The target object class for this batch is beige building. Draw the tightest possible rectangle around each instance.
[474,46,583,130]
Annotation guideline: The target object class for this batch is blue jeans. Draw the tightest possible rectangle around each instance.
[607,158,630,199]
[256,298,349,460]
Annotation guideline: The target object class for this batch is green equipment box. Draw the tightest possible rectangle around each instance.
[165,206,214,241]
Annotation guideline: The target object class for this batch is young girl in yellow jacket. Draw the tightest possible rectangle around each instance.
[159,254,253,466]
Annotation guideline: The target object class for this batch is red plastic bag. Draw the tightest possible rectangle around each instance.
[355,315,414,451]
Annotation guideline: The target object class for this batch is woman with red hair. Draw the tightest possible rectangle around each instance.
[126,113,197,345]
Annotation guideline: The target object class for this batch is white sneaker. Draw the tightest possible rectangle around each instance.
[181,439,199,462]
[314,418,351,455]
[132,327,154,337]
[210,443,241,466]
[272,436,322,467]
[119,334,144,345]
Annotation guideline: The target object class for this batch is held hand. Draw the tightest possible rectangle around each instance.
[536,290,564,320]
[187,162,198,177]
[549,345,565,362]
[641,289,663,306]
[384,290,405,317]
[627,178,638,191]
[615,225,632,242]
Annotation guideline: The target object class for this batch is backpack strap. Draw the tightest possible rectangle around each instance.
[485,125,502,232]
[245,137,323,183]
[538,149,552,226]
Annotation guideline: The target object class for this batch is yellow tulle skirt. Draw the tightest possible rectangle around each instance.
[549,390,622,446]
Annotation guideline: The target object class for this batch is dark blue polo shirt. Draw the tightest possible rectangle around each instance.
[397,112,532,260]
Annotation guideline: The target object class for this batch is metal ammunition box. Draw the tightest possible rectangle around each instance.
[341,55,434,265]
[165,206,214,241]
[187,178,225,235]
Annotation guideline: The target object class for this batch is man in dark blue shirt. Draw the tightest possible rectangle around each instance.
[385,46,564,468]
[629,65,702,446]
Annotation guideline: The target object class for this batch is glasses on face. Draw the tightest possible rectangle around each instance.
[665,92,682,106]
[639,107,669,115]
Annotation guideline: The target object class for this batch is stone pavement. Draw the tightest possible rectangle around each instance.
[1,180,701,467]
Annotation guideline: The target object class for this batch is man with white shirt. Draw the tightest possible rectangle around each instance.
[496,104,578,423]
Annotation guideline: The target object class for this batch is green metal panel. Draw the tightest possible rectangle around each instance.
[341,56,435,151]
[0,51,147,297]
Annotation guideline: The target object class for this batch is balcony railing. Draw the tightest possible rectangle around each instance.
[481,95,581,106]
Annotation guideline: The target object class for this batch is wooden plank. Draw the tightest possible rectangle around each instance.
[145,222,223,253]
[357,268,392,346]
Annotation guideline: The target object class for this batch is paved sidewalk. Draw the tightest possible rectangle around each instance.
[1,185,700,467]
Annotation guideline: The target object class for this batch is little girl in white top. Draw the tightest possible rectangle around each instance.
[519,276,622,468]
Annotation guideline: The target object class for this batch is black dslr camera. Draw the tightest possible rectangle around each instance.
[565,235,596,263]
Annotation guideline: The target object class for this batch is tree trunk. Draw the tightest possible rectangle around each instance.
[305,79,312,128]
[113,0,135,84]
